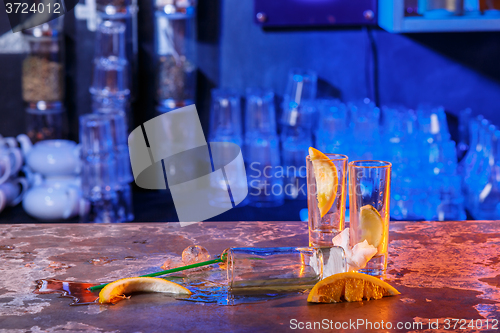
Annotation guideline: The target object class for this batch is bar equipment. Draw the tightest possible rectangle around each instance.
[155,0,197,111]
[209,89,243,148]
[307,153,348,248]
[457,108,472,161]
[281,69,317,200]
[467,124,500,219]
[459,116,480,192]
[349,160,391,276]
[93,110,134,222]
[208,89,246,208]
[245,89,283,207]
[315,99,349,155]
[473,128,500,219]
[79,113,126,223]
[464,117,491,212]
[22,19,65,143]
[226,247,346,291]
[96,0,138,100]
[90,20,131,120]
[417,104,450,142]
[348,99,382,161]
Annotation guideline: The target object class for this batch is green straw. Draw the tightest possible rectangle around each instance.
[89,254,227,292]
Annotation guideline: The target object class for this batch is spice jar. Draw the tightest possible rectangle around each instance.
[22,19,64,103]
[155,0,197,111]
[26,101,65,143]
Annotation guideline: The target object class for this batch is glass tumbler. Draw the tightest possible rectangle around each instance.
[208,89,246,208]
[226,247,346,292]
[79,113,121,223]
[349,160,392,276]
[245,89,283,207]
[307,154,348,248]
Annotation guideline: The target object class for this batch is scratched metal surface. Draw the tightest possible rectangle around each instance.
[0,221,499,332]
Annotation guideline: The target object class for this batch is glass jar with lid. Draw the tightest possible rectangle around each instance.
[22,18,64,103]
[96,0,138,100]
[25,101,65,143]
[155,0,197,111]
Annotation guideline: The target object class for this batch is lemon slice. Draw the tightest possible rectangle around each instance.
[307,272,400,303]
[309,147,338,218]
[359,205,385,249]
[98,277,191,304]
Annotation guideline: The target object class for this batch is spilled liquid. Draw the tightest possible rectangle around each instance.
[34,279,100,305]
[182,279,304,305]
[34,268,305,306]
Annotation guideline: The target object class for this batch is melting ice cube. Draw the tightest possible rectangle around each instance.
[182,245,211,265]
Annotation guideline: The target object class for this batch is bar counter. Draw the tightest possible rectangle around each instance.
[0,221,499,332]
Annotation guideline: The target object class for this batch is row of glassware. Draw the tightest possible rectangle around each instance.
[211,67,498,220]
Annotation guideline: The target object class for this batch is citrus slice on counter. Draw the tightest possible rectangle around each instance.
[307,272,400,303]
[359,205,385,249]
[98,277,191,304]
[309,147,338,217]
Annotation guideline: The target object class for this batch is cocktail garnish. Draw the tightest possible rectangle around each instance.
[98,277,191,304]
[307,272,400,303]
[309,147,338,217]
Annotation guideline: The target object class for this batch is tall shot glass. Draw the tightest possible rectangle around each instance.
[349,160,392,276]
[307,153,348,248]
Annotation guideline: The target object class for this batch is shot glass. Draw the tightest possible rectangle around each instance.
[226,246,346,292]
[349,160,392,276]
[307,154,348,248]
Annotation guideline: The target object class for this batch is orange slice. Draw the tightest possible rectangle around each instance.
[98,277,191,304]
[309,147,338,217]
[307,272,400,303]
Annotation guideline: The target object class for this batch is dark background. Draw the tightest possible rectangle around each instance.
[0,0,498,222]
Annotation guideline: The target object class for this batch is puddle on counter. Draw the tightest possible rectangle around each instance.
[34,279,100,305]
[33,267,304,306]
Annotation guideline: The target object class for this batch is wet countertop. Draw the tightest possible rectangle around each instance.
[0,221,499,332]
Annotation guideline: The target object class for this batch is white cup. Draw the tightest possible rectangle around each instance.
[0,156,12,185]
[0,135,19,149]
[0,147,23,185]
[0,178,28,213]
[23,182,80,220]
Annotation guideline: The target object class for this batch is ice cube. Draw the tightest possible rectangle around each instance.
[182,245,211,265]
[349,240,377,271]
[332,228,377,271]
